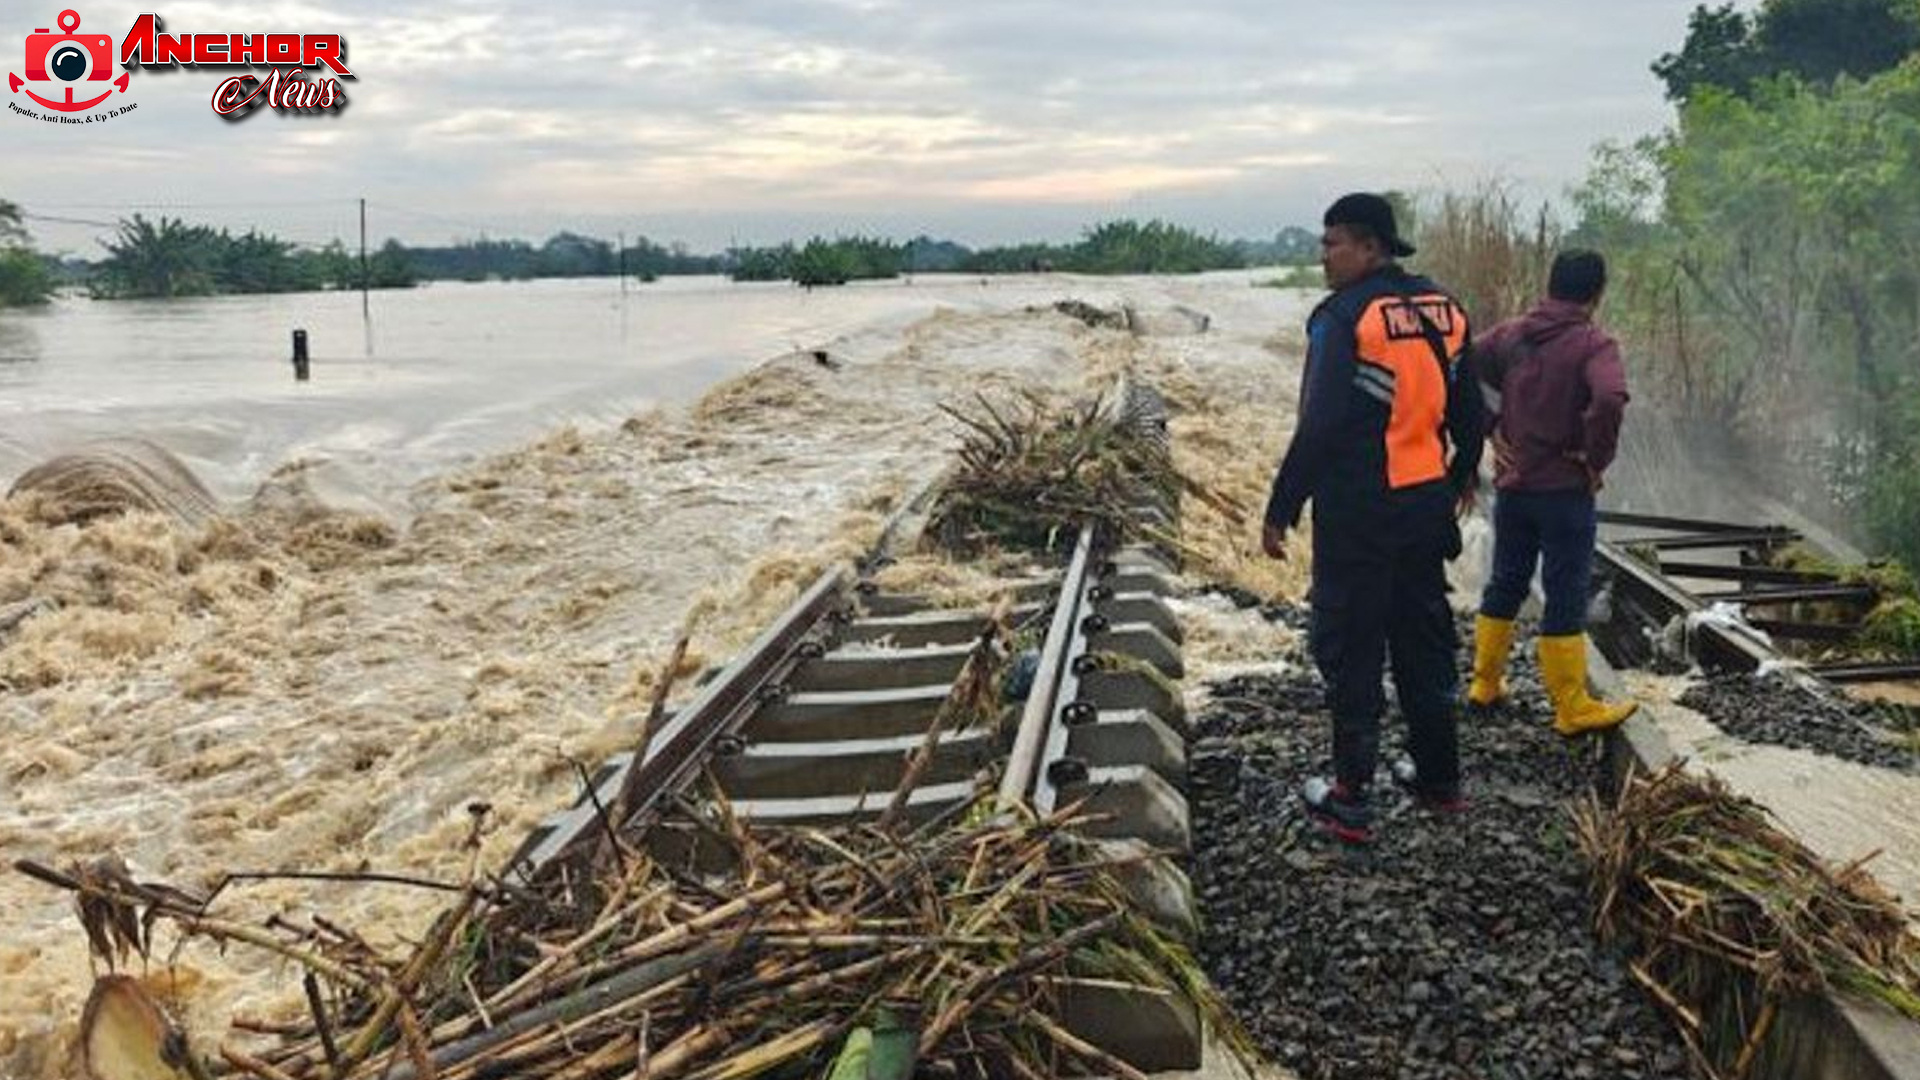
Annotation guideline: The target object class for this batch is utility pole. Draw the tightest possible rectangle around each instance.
[359,197,369,320]
[618,230,627,295]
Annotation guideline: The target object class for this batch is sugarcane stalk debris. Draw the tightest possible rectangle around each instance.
[1575,763,1920,1078]
[22,788,1243,1080]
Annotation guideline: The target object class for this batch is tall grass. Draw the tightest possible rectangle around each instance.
[1403,184,1801,531]
[1410,181,1559,331]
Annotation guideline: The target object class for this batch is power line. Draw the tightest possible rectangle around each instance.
[22,212,118,228]
[22,212,347,251]
[30,197,636,245]
[27,199,357,211]
[26,198,640,252]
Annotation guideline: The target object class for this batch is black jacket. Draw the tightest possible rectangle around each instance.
[1264,265,1484,536]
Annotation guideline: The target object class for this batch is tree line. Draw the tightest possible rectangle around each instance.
[0,200,53,306]
[0,211,1321,305]
[86,216,418,298]
[1410,0,1920,574]
[1577,0,1920,571]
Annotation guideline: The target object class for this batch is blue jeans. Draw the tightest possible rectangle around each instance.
[1479,488,1596,636]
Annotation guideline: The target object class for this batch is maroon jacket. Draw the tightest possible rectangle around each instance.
[1476,298,1629,492]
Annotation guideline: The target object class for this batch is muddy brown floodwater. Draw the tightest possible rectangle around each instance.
[1625,670,1920,918]
[0,277,1315,1076]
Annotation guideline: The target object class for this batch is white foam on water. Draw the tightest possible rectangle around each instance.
[0,270,1312,1073]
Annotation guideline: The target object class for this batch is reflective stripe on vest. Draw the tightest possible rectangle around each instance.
[1353,293,1469,489]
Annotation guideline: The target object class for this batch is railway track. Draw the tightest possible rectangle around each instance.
[18,379,1223,1080]
[1593,509,1920,684]
[493,383,1208,1072]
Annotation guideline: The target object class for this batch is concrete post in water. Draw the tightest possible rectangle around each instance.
[292,329,310,381]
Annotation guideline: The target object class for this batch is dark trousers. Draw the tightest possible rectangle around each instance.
[1308,484,1460,795]
[1479,488,1597,636]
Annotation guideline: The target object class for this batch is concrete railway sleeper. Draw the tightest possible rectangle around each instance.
[497,390,1206,1073]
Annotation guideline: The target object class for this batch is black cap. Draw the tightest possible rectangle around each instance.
[1323,192,1415,258]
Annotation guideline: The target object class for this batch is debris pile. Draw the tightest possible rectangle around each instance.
[1576,763,1920,1076]
[924,390,1195,557]
[1047,300,1128,330]
[22,791,1237,1080]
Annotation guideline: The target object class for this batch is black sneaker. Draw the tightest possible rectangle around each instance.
[1390,758,1468,814]
[1301,777,1375,844]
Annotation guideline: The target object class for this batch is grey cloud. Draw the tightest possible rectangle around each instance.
[8,0,1690,253]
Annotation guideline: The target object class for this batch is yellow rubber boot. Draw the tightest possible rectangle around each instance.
[1537,633,1637,736]
[1467,614,1516,708]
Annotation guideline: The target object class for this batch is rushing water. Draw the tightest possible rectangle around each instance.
[1623,671,1920,915]
[0,271,1296,1074]
[0,273,1119,504]
[7,270,1911,1074]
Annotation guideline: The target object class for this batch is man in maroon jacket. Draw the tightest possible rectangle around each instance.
[1467,250,1637,735]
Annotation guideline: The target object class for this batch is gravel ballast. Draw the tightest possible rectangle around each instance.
[1189,610,1693,1080]
[1675,672,1917,771]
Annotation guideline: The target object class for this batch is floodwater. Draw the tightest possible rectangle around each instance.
[1624,671,1920,917]
[0,269,1312,1076]
[0,274,1141,504]
[8,268,1914,1076]
[6,268,1916,1077]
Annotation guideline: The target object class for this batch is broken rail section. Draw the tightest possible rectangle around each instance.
[1594,508,1920,684]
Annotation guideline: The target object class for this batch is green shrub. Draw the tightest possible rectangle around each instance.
[0,247,51,306]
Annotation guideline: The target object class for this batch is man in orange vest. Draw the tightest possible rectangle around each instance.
[1262,193,1484,844]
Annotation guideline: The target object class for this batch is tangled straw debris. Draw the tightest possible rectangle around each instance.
[19,598,1241,1079]
[1575,762,1920,1078]
[22,794,1241,1080]
[923,389,1244,565]
[925,390,1174,556]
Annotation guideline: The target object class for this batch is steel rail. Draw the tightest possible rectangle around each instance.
[1639,529,1803,552]
[998,378,1176,813]
[1595,538,1778,674]
[1697,583,1878,606]
[1657,560,1839,585]
[504,475,948,883]
[1596,509,1784,535]
[1034,530,1104,817]
[1810,660,1920,684]
[506,566,848,882]
[999,525,1097,809]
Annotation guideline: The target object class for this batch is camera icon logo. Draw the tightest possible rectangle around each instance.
[9,9,132,113]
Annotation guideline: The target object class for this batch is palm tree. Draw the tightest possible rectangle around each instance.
[94,215,218,298]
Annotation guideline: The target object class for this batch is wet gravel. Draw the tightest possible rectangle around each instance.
[1676,673,1917,771]
[1189,610,1692,1080]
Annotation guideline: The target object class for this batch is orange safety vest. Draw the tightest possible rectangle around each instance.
[1350,292,1470,490]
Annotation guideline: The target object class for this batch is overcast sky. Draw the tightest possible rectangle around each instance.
[4,0,1695,255]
